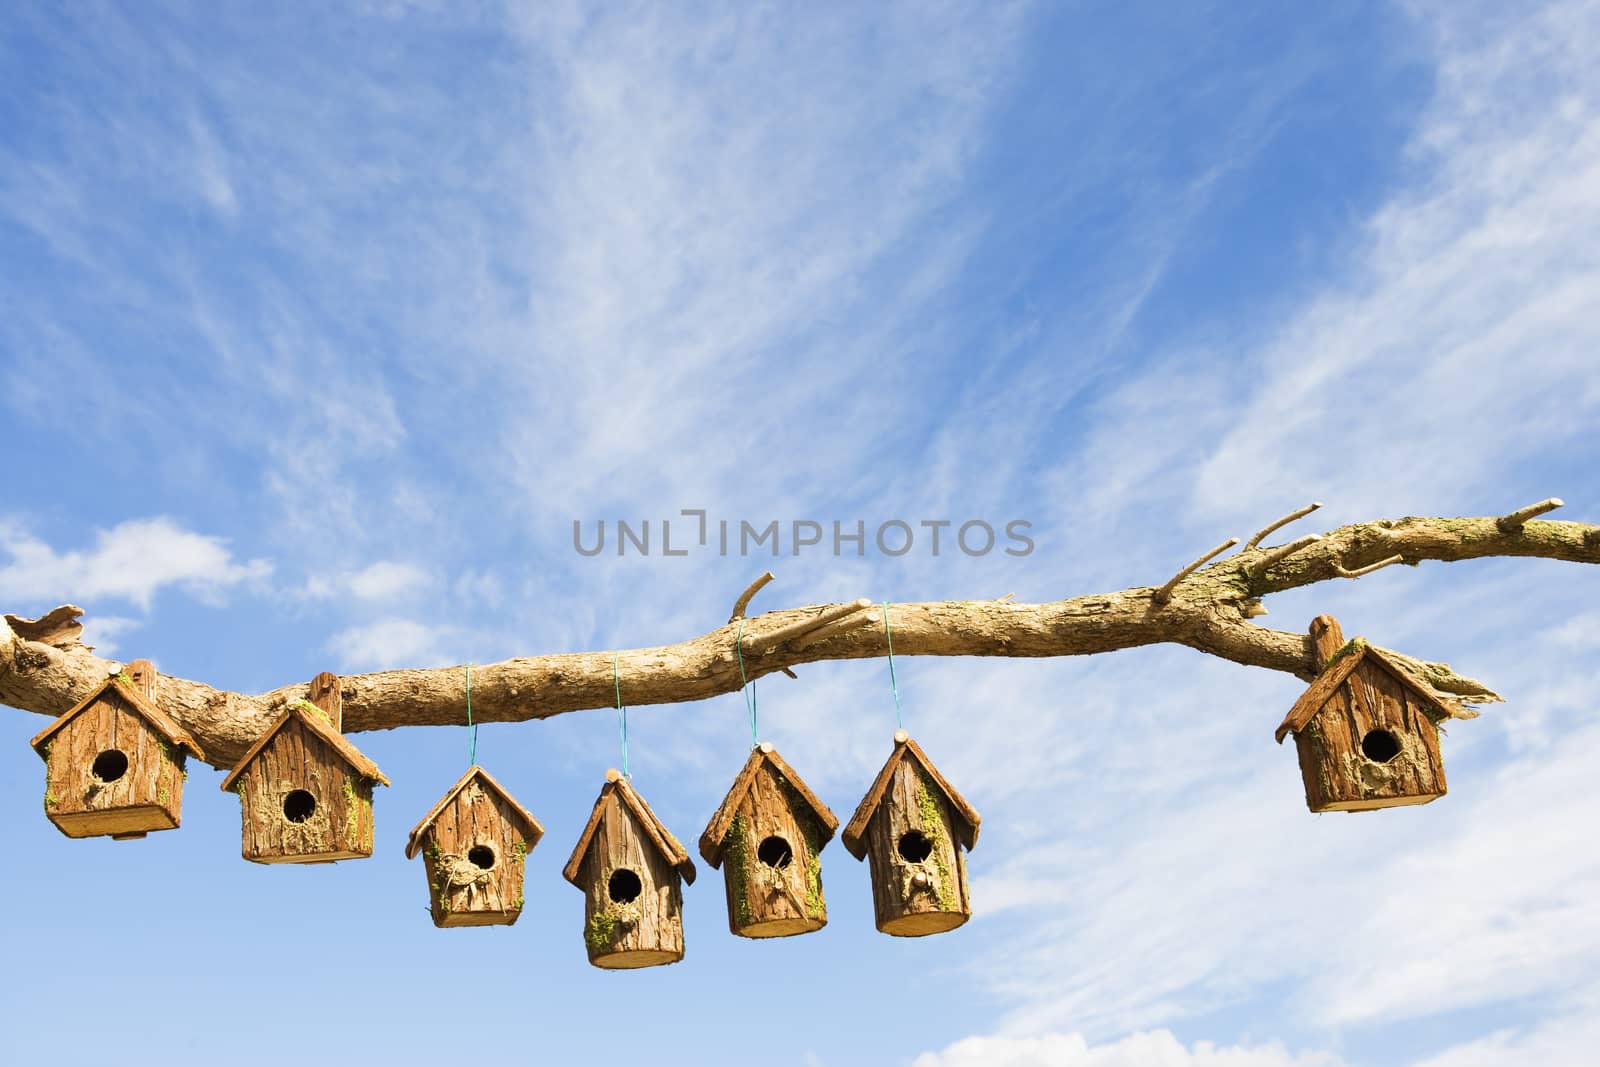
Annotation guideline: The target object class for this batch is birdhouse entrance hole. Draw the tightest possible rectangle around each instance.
[757,835,793,869]
[467,845,496,870]
[608,868,642,904]
[1361,729,1401,764]
[282,790,317,823]
[897,830,933,863]
[91,749,128,784]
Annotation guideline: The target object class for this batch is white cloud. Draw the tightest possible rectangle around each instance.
[0,516,270,612]
[327,617,447,672]
[1410,987,1600,1067]
[303,560,432,602]
[914,1030,1345,1067]
[78,614,142,657]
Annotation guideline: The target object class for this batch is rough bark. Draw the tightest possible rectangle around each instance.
[862,757,972,936]
[577,791,687,969]
[2,505,1596,769]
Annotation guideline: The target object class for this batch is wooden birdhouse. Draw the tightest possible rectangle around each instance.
[699,742,839,939]
[406,765,545,928]
[1275,615,1452,812]
[841,730,979,936]
[563,769,697,969]
[219,672,389,863]
[30,659,205,841]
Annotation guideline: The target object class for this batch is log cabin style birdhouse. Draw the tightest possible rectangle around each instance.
[699,742,839,939]
[1275,615,1453,812]
[563,769,697,969]
[30,660,205,841]
[406,765,545,928]
[219,672,389,863]
[841,730,979,936]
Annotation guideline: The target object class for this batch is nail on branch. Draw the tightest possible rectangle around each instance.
[1334,554,1406,579]
[1252,534,1323,577]
[1154,538,1240,605]
[1496,497,1564,531]
[744,598,874,654]
[1244,502,1322,551]
[729,571,776,622]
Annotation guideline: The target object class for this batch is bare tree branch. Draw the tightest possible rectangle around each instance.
[1154,538,1240,605]
[728,571,775,622]
[3,507,1596,767]
[1244,501,1322,550]
[1334,553,1407,579]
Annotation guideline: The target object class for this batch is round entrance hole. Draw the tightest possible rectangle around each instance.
[91,749,128,784]
[282,789,317,823]
[608,868,642,904]
[467,845,496,870]
[757,835,793,869]
[1361,729,1402,764]
[898,830,934,863]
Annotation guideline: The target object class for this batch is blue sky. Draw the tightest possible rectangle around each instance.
[2,2,1598,1064]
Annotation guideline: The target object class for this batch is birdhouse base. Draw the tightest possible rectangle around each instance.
[245,847,371,865]
[1309,790,1443,813]
[879,909,970,937]
[589,947,684,970]
[732,915,827,939]
[49,804,178,839]
[433,908,522,929]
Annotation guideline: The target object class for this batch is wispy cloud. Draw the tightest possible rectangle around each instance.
[0,517,269,612]
[915,1029,1346,1067]
[327,616,449,672]
[302,560,433,602]
[1188,0,1600,522]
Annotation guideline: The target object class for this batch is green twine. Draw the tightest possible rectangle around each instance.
[614,652,629,779]
[465,662,477,767]
[882,602,903,730]
[736,617,758,747]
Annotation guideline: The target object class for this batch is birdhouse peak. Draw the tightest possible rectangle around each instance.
[841,735,979,860]
[219,700,389,793]
[562,774,696,888]
[404,765,544,860]
[30,671,205,762]
[698,744,839,868]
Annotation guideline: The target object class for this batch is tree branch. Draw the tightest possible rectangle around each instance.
[3,507,1596,767]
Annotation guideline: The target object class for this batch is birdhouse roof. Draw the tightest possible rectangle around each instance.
[841,733,980,860]
[404,764,545,860]
[30,673,206,762]
[1274,639,1461,744]
[562,770,697,887]
[699,744,839,867]
[219,701,390,791]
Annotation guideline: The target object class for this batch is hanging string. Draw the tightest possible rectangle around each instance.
[465,662,478,767]
[736,617,758,747]
[882,601,903,730]
[613,652,630,779]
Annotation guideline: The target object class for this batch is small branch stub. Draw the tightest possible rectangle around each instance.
[1334,554,1406,579]
[1253,534,1323,578]
[729,572,776,622]
[1155,538,1240,605]
[1245,502,1322,551]
[1496,497,1564,531]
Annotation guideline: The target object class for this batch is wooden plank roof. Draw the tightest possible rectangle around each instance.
[841,732,980,860]
[699,743,839,867]
[404,764,545,860]
[1274,640,1462,743]
[562,770,696,886]
[219,701,389,791]
[30,674,206,762]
